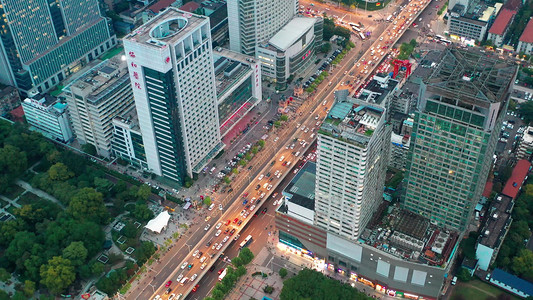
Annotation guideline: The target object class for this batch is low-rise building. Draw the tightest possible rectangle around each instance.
[517,19,533,55]
[475,194,514,271]
[489,268,533,298]
[213,48,262,137]
[256,17,323,90]
[487,9,516,47]
[517,126,533,160]
[111,108,147,169]
[447,2,500,43]
[390,133,411,171]
[63,57,134,157]
[0,86,21,117]
[21,95,73,143]
[502,159,531,200]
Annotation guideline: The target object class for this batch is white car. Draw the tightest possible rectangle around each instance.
[296,123,301,128]
[223,236,229,243]
[267,184,273,191]
[215,230,222,236]
[300,126,305,131]
[276,172,282,179]
[200,256,207,263]
[216,243,223,250]
[200,263,207,270]
[295,151,300,156]
[286,161,292,167]
[240,210,246,216]
[315,115,319,120]
[216,222,222,229]
[250,205,256,211]
[310,133,315,138]
[263,182,268,189]
[219,204,223,210]
[181,262,188,269]
[177,274,184,282]
[190,274,198,282]
[154,296,161,300]
[258,174,264,181]
[193,250,199,257]
[274,170,280,176]
[279,155,285,162]
[208,204,214,211]
[204,224,211,231]
[290,144,295,149]
[304,128,309,133]
[260,192,266,199]
[243,211,250,218]
[274,137,279,142]
[212,243,218,250]
[273,200,278,206]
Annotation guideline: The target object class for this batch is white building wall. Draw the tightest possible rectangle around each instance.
[476,243,494,271]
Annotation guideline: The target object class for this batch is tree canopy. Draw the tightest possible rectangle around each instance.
[280,269,369,300]
[40,256,76,294]
[67,188,110,224]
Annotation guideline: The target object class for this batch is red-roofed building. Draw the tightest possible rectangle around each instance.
[517,19,533,55]
[10,105,25,123]
[487,9,516,47]
[502,160,531,199]
[147,0,181,14]
[179,1,200,13]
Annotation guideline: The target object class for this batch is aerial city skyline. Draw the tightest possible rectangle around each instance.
[0,0,532,299]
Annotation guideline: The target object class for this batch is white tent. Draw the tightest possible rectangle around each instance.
[144,211,171,234]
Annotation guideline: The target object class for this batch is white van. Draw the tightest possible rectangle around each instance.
[208,204,215,211]
[209,167,216,175]
[180,277,189,285]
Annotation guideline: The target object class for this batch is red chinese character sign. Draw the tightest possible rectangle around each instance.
[128,51,136,58]
[165,56,170,64]
[128,54,142,91]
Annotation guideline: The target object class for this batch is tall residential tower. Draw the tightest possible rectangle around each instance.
[123,8,223,184]
[402,48,516,231]
[228,0,298,56]
[0,0,116,94]
[315,89,392,241]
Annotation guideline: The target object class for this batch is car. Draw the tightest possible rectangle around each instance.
[225,219,231,226]
[177,274,184,282]
[205,216,211,222]
[200,256,207,263]
[229,228,236,235]
[293,168,299,174]
[216,222,222,229]
[276,172,282,179]
[273,200,278,206]
[190,274,198,282]
[188,263,194,270]
[274,170,280,176]
[192,284,200,292]
[206,240,212,247]
[219,204,223,210]
[193,250,199,257]
[286,161,292,167]
[208,204,215,210]
[451,276,457,285]
[242,192,248,198]
[200,263,207,270]
[224,228,230,234]
[154,296,161,300]
[279,155,285,162]
[233,218,239,223]
[263,182,268,189]
[250,197,256,204]
[166,288,172,294]
[165,280,173,288]
[262,207,268,214]
[250,204,256,211]
[260,192,266,199]
[255,184,261,190]
[209,265,216,272]
[218,268,225,275]
[258,174,264,181]
[485,273,491,281]
[237,220,243,226]
[181,262,188,269]
[216,243,223,250]
[243,211,250,218]
[204,224,211,231]
[168,294,176,300]
[242,198,248,205]
[240,209,246,216]
[197,251,203,258]
[223,236,229,243]
[282,161,287,166]
[212,243,218,250]
[215,230,222,236]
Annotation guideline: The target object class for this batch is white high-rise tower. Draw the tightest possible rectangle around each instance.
[228,0,299,56]
[123,8,223,184]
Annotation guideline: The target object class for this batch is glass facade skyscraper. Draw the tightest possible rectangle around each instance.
[402,48,516,231]
[0,0,116,94]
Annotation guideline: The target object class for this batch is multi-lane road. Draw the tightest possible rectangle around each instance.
[143,0,434,298]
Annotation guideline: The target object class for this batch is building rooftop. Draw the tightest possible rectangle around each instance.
[124,8,207,47]
[522,126,533,144]
[479,194,513,248]
[519,19,533,44]
[180,1,201,12]
[268,17,316,51]
[64,56,129,105]
[360,75,399,105]
[148,0,179,14]
[502,0,521,11]
[488,9,515,35]
[426,48,516,106]
[360,205,459,268]
[113,107,141,132]
[320,93,384,144]
[502,159,531,199]
[283,162,316,210]
[491,268,533,296]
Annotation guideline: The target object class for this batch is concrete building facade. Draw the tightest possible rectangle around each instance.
[63,57,134,158]
[22,95,73,143]
[123,8,223,184]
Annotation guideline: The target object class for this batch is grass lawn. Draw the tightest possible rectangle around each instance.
[18,192,42,206]
[2,185,25,200]
[451,279,520,300]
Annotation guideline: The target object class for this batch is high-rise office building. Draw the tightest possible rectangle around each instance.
[315,90,391,241]
[63,57,134,158]
[0,0,117,95]
[123,8,223,184]
[402,48,516,231]
[228,0,298,56]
